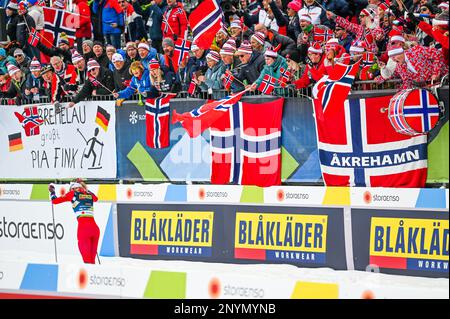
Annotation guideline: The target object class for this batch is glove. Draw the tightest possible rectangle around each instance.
[48,183,55,193]
[173,34,178,41]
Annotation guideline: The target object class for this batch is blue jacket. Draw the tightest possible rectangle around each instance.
[118,69,152,99]
[141,48,166,70]
[146,1,167,42]
[93,0,124,35]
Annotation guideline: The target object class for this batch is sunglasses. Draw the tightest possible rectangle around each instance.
[420,8,428,12]
[14,55,23,58]
[359,15,366,18]
[237,55,245,58]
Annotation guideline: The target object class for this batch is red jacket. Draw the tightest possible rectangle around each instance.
[161,3,188,40]
[74,0,92,38]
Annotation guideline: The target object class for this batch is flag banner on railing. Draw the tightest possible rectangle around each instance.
[0,101,116,179]
[313,61,428,187]
[210,98,284,186]
[145,93,177,149]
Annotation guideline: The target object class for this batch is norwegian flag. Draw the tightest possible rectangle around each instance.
[278,68,291,88]
[173,38,191,72]
[222,70,235,90]
[189,0,224,49]
[313,60,360,116]
[313,26,334,43]
[42,7,79,48]
[145,93,177,148]
[258,74,277,95]
[389,89,440,135]
[14,106,44,137]
[88,75,100,87]
[27,28,41,47]
[210,98,284,186]
[313,63,428,187]
[172,89,247,138]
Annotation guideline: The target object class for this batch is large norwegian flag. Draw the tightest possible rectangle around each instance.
[313,62,428,187]
[42,7,79,48]
[189,0,224,49]
[172,89,248,138]
[173,38,191,72]
[145,93,177,148]
[210,98,284,186]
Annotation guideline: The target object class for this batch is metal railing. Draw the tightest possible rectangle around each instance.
[0,79,412,105]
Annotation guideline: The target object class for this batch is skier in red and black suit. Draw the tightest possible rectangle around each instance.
[48,179,100,264]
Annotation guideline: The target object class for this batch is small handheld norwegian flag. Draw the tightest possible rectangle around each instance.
[27,28,41,47]
[278,67,291,88]
[258,74,277,95]
[188,80,197,96]
[222,70,235,90]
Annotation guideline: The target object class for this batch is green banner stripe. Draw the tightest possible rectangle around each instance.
[127,142,168,181]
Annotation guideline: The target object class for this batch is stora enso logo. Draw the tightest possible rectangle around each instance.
[363,191,372,204]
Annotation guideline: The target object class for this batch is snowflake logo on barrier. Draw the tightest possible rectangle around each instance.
[129,111,138,125]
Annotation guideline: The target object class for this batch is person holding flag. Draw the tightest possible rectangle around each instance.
[250,46,288,93]
[112,61,152,101]
[232,41,265,91]
[293,41,325,89]
[48,179,101,264]
[16,1,37,59]
[68,59,115,107]
[197,50,226,99]
[161,0,188,41]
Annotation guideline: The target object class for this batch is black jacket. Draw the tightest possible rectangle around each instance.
[94,53,110,69]
[267,30,297,58]
[36,42,73,65]
[72,67,114,103]
[233,51,265,89]
[113,60,132,91]
[0,75,29,105]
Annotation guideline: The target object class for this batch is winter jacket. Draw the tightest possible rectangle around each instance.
[298,4,330,27]
[72,67,115,103]
[234,52,265,86]
[113,60,132,91]
[255,55,288,87]
[266,30,297,58]
[25,73,46,97]
[0,75,29,105]
[179,50,209,89]
[36,42,73,65]
[93,0,124,35]
[199,61,227,91]
[118,69,152,99]
[73,0,92,38]
[16,14,36,48]
[94,52,111,69]
[161,2,188,40]
[0,50,18,75]
[147,1,166,42]
[140,48,166,70]
[6,12,19,42]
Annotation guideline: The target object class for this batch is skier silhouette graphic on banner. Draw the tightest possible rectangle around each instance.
[77,128,104,169]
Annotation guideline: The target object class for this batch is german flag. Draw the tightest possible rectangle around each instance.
[8,133,23,152]
[95,106,110,132]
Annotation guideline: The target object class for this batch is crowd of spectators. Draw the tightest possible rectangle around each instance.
[0,0,448,105]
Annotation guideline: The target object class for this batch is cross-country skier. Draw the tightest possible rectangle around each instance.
[48,178,100,264]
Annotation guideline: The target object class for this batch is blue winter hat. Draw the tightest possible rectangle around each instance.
[0,48,6,58]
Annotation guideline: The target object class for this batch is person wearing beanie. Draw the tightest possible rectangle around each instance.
[80,39,95,61]
[293,41,325,89]
[327,7,384,53]
[49,55,79,96]
[147,58,178,96]
[212,28,230,53]
[137,41,166,71]
[112,52,132,91]
[251,45,288,91]
[250,31,267,53]
[0,48,18,76]
[220,44,240,73]
[6,2,20,43]
[0,63,28,105]
[113,61,153,101]
[92,0,124,49]
[196,50,226,96]
[254,23,297,58]
[233,41,265,91]
[161,0,188,41]
[376,44,448,89]
[15,1,37,59]
[287,1,301,42]
[25,57,45,102]
[68,58,115,106]
[14,48,31,74]
[179,43,208,92]
[125,42,140,63]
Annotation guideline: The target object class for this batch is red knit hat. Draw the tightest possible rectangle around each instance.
[149,59,160,70]
[287,1,302,12]
[389,29,405,43]
[251,32,265,45]
[388,45,404,57]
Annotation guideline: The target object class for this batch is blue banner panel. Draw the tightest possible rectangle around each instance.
[117,203,347,270]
